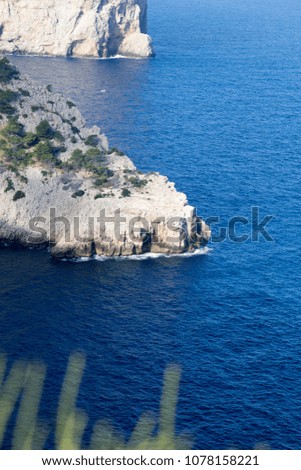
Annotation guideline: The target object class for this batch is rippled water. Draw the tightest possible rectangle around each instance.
[1,0,301,449]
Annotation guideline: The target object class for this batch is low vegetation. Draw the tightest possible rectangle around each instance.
[85,134,99,147]
[0,89,19,116]
[71,190,85,199]
[108,147,125,156]
[13,190,25,201]
[0,115,111,183]
[66,100,75,109]
[36,120,54,139]
[4,177,14,193]
[0,58,20,84]
[128,176,148,188]
[18,88,30,97]
[0,59,128,192]
[0,117,63,168]
[122,188,131,197]
[31,105,45,113]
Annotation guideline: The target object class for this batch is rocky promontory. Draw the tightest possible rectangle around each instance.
[0,58,210,259]
[0,0,154,59]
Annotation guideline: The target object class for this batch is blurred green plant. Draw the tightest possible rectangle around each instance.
[0,353,190,450]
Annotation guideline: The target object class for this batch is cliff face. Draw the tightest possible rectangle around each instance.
[0,58,210,259]
[0,0,154,58]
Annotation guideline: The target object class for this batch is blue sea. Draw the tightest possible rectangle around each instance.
[1,0,301,449]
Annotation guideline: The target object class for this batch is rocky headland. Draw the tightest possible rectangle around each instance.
[0,58,210,259]
[0,0,154,59]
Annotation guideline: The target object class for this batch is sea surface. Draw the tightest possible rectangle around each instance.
[1,0,301,449]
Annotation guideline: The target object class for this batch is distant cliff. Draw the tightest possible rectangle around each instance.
[0,58,210,259]
[0,0,154,58]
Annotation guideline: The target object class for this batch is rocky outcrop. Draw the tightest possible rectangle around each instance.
[0,0,154,59]
[0,59,210,259]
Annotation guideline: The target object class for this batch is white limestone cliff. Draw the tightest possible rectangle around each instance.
[0,0,154,59]
[0,59,210,259]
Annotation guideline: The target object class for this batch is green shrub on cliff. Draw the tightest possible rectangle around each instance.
[13,190,25,201]
[93,173,108,187]
[71,190,85,199]
[33,141,58,165]
[85,147,103,160]
[128,176,148,188]
[94,193,105,200]
[122,188,131,197]
[85,134,99,147]
[0,89,19,116]
[2,117,25,138]
[66,100,75,109]
[53,130,65,143]
[36,120,55,139]
[22,132,39,148]
[31,105,44,113]
[0,58,20,84]
[108,147,125,156]
[0,118,38,167]
[70,149,84,167]
[18,88,30,97]
[66,148,105,175]
[4,177,15,193]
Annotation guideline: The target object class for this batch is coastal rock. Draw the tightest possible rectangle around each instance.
[118,33,153,58]
[0,0,154,59]
[0,59,210,259]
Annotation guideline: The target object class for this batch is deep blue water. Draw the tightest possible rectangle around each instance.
[1,0,301,449]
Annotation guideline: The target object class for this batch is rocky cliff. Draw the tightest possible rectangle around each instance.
[0,58,210,259]
[0,0,153,58]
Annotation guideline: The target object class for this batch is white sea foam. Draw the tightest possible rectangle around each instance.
[62,247,212,263]
[100,54,148,60]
